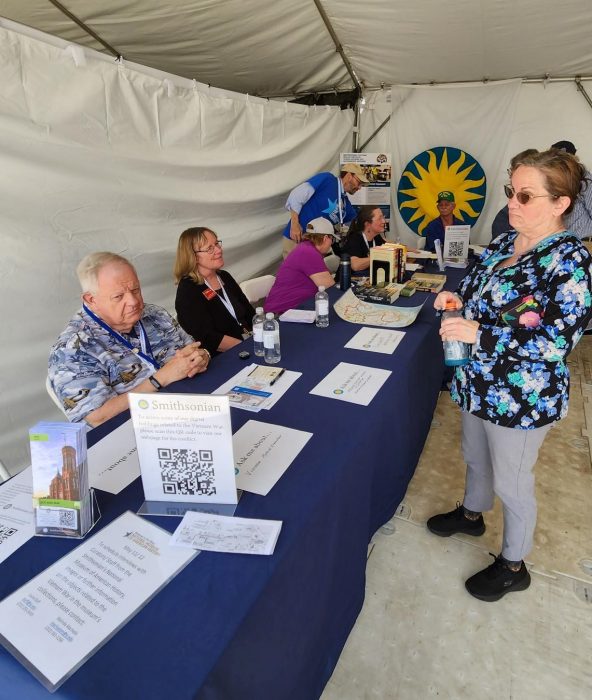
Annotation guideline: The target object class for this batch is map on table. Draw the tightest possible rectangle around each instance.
[334,289,424,328]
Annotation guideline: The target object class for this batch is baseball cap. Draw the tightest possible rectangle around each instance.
[437,191,455,202]
[306,217,339,238]
[551,140,576,155]
[340,162,369,183]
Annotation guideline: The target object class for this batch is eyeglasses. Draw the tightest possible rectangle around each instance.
[194,240,223,255]
[504,184,558,205]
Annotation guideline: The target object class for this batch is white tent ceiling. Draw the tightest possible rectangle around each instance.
[3,0,592,97]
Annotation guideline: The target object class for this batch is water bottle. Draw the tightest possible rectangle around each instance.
[442,302,470,366]
[252,307,265,356]
[263,312,281,364]
[315,286,330,328]
[339,253,351,291]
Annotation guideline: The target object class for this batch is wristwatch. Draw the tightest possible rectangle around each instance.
[148,374,162,391]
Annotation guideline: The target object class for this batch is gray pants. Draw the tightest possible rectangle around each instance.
[461,411,551,561]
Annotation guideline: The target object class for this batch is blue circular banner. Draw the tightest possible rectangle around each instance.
[397,146,486,237]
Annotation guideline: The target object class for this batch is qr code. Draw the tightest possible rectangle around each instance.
[448,241,465,257]
[0,524,17,544]
[59,510,76,528]
[157,448,216,497]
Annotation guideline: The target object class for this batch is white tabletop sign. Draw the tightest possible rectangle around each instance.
[309,362,392,406]
[0,466,34,565]
[344,327,405,355]
[87,419,140,494]
[232,420,313,496]
[129,393,237,505]
[170,510,282,555]
[0,511,196,691]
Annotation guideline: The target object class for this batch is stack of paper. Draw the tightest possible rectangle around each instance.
[215,364,301,412]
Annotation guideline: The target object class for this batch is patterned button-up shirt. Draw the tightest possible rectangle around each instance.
[49,304,193,422]
[451,231,592,428]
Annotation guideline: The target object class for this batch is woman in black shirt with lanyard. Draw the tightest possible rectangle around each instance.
[341,206,387,276]
[174,227,255,356]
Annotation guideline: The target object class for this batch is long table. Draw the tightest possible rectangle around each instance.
[0,275,456,700]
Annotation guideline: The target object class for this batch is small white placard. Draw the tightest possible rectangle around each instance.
[0,467,34,565]
[129,393,237,504]
[0,511,196,691]
[170,510,282,555]
[87,419,140,494]
[309,362,392,406]
[344,327,405,355]
[444,225,471,261]
[233,420,313,496]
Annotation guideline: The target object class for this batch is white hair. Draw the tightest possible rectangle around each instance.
[76,252,135,294]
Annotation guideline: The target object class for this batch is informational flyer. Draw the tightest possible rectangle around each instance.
[87,419,140,494]
[214,364,302,412]
[0,511,196,692]
[232,420,313,496]
[340,152,392,208]
[129,393,237,505]
[170,511,282,555]
[310,362,392,406]
[344,327,406,355]
[0,466,34,565]
[444,225,471,261]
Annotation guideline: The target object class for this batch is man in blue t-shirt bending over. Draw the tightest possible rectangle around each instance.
[282,163,367,258]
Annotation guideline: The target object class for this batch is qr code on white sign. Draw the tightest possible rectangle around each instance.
[447,241,465,257]
[157,448,216,497]
[0,524,18,544]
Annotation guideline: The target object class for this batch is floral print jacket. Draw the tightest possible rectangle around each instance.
[451,231,592,429]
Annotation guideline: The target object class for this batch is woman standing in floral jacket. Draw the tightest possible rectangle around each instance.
[427,149,592,602]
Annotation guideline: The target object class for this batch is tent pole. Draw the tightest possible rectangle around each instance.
[47,0,122,59]
[575,78,592,112]
[311,0,361,150]
[359,115,391,152]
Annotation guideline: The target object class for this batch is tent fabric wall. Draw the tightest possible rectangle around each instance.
[359,82,592,246]
[0,25,354,473]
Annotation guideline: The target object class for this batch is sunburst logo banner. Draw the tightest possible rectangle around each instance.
[397,146,486,237]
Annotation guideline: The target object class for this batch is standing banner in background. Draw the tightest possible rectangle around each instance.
[341,153,392,233]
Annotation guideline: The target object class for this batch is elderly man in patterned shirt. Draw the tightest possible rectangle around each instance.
[49,252,210,426]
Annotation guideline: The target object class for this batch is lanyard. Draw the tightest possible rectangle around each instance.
[362,233,376,252]
[337,177,344,226]
[204,276,238,323]
[82,305,160,370]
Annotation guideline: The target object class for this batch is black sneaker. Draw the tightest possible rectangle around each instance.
[465,554,531,602]
[426,503,485,537]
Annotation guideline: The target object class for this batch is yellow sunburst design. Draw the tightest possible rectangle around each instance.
[399,148,486,235]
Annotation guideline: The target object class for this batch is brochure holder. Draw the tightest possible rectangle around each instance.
[34,488,101,540]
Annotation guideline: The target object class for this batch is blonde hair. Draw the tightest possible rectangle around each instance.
[174,227,215,284]
[77,252,134,294]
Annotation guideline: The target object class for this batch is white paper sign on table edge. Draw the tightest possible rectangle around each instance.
[0,466,34,565]
[344,327,405,355]
[0,511,196,692]
[87,419,140,494]
[233,420,313,496]
[309,362,392,406]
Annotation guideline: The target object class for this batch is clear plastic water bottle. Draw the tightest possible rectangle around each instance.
[315,286,330,327]
[252,306,265,356]
[263,312,281,364]
[442,302,470,366]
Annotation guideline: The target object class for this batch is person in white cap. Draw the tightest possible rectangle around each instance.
[266,217,337,314]
[281,164,368,258]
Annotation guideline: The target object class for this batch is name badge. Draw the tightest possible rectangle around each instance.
[203,288,217,301]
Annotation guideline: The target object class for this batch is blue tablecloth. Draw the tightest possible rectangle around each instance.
[0,272,461,700]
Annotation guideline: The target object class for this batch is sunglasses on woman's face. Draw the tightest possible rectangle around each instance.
[504,184,558,205]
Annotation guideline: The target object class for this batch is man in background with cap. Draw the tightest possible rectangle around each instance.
[281,164,367,258]
[424,191,463,252]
